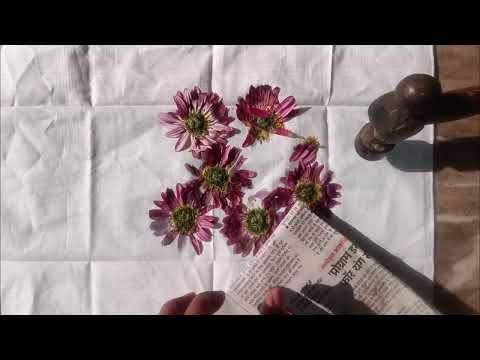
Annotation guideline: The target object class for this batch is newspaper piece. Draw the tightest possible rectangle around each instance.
[216,203,439,315]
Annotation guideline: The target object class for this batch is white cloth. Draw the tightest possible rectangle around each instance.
[0,45,435,314]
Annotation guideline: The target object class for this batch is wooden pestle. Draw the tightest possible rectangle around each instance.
[355,74,480,161]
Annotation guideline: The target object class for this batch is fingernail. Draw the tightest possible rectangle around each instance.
[265,290,277,307]
[211,291,225,304]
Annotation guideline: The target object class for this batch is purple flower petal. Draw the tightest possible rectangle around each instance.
[253,190,270,200]
[149,209,170,220]
[184,163,200,176]
[233,243,243,254]
[150,221,169,236]
[322,170,333,184]
[153,200,166,209]
[163,188,179,210]
[218,144,231,166]
[174,92,189,117]
[301,150,317,165]
[175,131,191,152]
[203,191,213,208]
[231,170,255,187]
[159,112,180,125]
[284,107,310,122]
[230,155,246,172]
[222,146,241,167]
[262,187,292,210]
[197,227,212,242]
[253,241,263,256]
[175,183,186,203]
[199,219,215,228]
[212,192,222,208]
[250,107,272,118]
[190,236,203,255]
[162,231,178,245]
[297,145,314,160]
[290,148,302,160]
[235,169,256,179]
[329,183,342,192]
[165,126,186,138]
[312,163,324,180]
[242,242,253,257]
[200,215,217,223]
[273,127,295,137]
[276,96,296,119]
[186,184,201,207]
[212,123,231,132]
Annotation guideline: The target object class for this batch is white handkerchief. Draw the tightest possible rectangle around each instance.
[1,45,434,314]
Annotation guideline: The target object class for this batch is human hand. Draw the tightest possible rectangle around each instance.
[258,287,295,315]
[160,286,327,315]
[159,289,288,315]
[159,291,226,315]
[259,284,374,315]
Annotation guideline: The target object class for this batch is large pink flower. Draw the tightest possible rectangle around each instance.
[149,183,218,255]
[185,143,257,210]
[159,86,234,154]
[264,162,342,213]
[220,202,281,257]
[236,85,299,147]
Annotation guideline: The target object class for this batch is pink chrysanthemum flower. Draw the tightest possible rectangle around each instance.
[221,202,281,257]
[185,143,257,210]
[290,136,321,165]
[159,86,234,154]
[149,183,218,255]
[236,85,298,147]
[264,162,342,213]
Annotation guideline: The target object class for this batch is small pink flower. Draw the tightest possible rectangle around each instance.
[236,85,299,147]
[290,136,321,165]
[185,143,257,210]
[149,182,218,255]
[159,86,234,155]
[221,202,281,257]
[264,162,342,213]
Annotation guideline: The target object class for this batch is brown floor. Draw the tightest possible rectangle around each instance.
[435,45,480,313]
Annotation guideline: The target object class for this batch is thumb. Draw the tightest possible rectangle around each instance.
[184,291,226,315]
[258,287,293,315]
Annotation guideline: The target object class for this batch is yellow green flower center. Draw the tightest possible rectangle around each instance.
[202,166,230,192]
[185,112,208,137]
[303,136,320,148]
[170,206,198,235]
[257,116,275,131]
[254,116,282,142]
[245,208,269,236]
[295,181,322,206]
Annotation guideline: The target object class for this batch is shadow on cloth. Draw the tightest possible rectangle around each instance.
[386,137,480,172]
